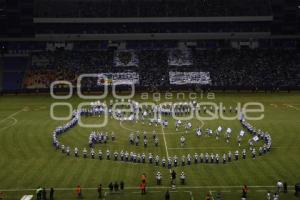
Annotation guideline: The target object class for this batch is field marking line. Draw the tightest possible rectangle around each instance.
[272,146,300,149]
[119,121,134,132]
[0,108,25,132]
[168,146,300,150]
[103,191,106,200]
[255,189,294,193]
[161,125,169,159]
[0,117,18,132]
[270,104,278,108]
[0,108,24,124]
[211,190,231,193]
[256,190,267,193]
[184,191,194,200]
[0,185,292,192]
[283,104,300,111]
[131,191,140,194]
[0,117,15,128]
[133,191,161,194]
[198,119,205,130]
[168,147,232,150]
[209,190,215,200]
[190,191,193,200]
[160,125,172,173]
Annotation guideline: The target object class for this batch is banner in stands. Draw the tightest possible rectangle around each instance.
[97,72,140,85]
[169,72,211,85]
[113,51,139,67]
[168,49,193,66]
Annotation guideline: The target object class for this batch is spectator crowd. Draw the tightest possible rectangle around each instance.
[23,48,300,90]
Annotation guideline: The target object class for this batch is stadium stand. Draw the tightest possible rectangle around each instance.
[34,0,272,18]
[15,46,300,91]
[2,57,28,91]
[35,22,271,34]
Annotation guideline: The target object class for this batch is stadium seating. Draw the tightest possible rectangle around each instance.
[34,0,271,18]
[2,57,28,91]
[18,48,300,90]
[35,22,271,34]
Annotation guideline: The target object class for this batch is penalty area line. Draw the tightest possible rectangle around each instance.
[0,109,23,124]
[0,109,24,123]
[0,117,18,132]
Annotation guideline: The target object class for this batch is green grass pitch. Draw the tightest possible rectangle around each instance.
[0,92,300,200]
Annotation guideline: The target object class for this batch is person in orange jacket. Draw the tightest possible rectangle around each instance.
[76,185,82,199]
[242,185,249,198]
[140,182,146,195]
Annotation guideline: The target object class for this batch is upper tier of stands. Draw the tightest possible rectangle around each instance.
[34,0,272,18]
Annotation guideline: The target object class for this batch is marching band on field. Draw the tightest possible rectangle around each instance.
[51,101,272,169]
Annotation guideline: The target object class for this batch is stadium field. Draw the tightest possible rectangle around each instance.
[0,92,300,200]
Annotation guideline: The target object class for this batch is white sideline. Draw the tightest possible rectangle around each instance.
[0,185,294,192]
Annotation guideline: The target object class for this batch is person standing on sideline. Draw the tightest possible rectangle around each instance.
[277,180,283,193]
[242,185,249,198]
[42,188,46,200]
[36,187,42,200]
[165,190,170,200]
[97,184,102,199]
[120,181,124,190]
[140,182,146,195]
[283,182,288,193]
[49,188,54,200]
[76,185,82,199]
[108,182,113,192]
[114,182,119,192]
